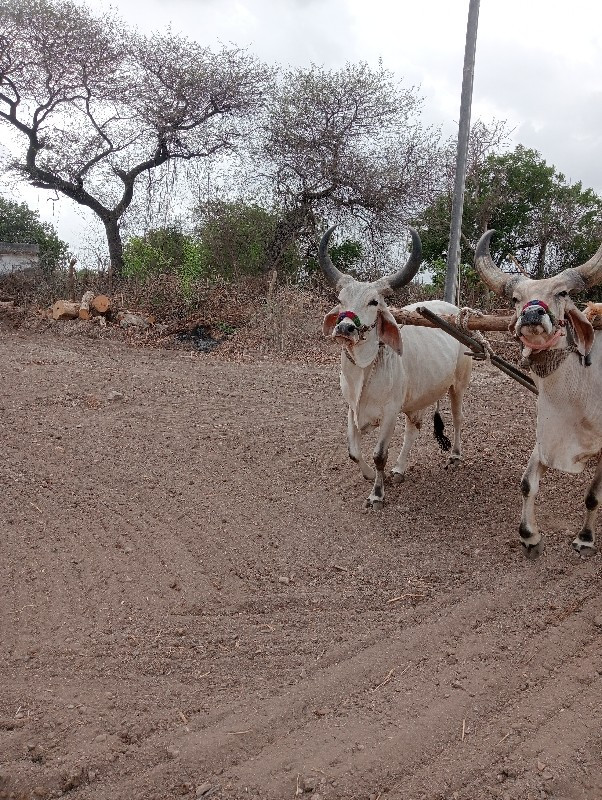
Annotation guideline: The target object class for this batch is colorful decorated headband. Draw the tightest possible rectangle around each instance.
[337,310,362,328]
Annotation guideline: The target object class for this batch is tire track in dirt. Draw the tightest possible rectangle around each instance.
[73,554,602,799]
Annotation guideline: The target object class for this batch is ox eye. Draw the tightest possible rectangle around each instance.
[368,299,379,306]
[557,290,568,297]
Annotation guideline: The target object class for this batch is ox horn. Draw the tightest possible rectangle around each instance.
[572,241,602,289]
[474,229,516,298]
[381,227,423,292]
[318,226,352,288]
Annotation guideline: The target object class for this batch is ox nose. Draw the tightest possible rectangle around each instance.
[521,307,547,326]
[335,321,358,336]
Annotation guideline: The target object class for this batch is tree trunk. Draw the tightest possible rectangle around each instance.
[535,240,548,279]
[266,204,311,273]
[91,294,111,314]
[104,217,124,282]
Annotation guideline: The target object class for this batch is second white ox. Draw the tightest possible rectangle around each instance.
[474,230,602,558]
[319,227,472,508]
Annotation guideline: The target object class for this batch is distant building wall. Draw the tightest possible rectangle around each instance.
[0,242,40,275]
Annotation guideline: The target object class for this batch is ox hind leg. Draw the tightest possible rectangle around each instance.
[391,412,422,484]
[519,446,548,559]
[572,454,602,557]
[446,383,466,468]
[446,356,471,468]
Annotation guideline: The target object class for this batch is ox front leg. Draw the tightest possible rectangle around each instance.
[573,455,602,557]
[519,446,548,559]
[368,413,398,510]
[347,408,375,481]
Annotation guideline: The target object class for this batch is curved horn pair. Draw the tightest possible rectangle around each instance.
[475,230,602,295]
[318,226,422,290]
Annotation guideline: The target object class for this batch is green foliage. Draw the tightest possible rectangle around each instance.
[329,240,363,272]
[417,144,602,282]
[122,237,170,279]
[123,226,206,300]
[427,257,487,301]
[0,196,69,273]
[122,202,307,301]
[193,201,302,279]
[178,237,205,300]
[305,237,364,281]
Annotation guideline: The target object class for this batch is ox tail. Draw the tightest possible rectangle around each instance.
[433,404,451,452]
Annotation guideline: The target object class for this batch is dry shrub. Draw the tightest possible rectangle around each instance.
[0,266,111,309]
[214,278,440,363]
[1,266,513,366]
[216,279,338,364]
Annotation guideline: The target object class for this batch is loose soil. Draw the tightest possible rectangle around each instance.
[2,309,602,800]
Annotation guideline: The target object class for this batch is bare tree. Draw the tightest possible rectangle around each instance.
[0,0,273,275]
[253,62,441,272]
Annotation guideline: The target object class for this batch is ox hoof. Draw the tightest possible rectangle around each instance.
[571,539,597,558]
[391,471,405,484]
[365,498,384,510]
[521,538,544,559]
[445,455,463,470]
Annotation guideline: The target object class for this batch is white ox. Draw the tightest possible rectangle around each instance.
[475,230,602,557]
[319,227,472,508]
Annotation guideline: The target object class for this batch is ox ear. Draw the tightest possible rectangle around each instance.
[323,306,340,336]
[377,307,403,356]
[566,300,595,359]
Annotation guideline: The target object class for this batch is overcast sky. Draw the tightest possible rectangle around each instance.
[5,0,602,255]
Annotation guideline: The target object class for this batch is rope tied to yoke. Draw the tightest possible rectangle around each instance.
[454,307,494,361]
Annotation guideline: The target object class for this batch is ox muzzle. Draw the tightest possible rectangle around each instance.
[333,310,376,343]
[517,300,563,351]
[519,300,554,330]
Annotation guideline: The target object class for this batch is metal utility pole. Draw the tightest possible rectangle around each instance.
[443,0,481,304]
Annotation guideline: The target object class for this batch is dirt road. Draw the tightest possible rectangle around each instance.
[2,320,602,800]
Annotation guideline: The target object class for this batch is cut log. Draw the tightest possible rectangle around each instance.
[78,290,96,320]
[91,294,111,314]
[52,300,80,320]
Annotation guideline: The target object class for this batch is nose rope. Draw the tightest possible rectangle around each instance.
[336,310,377,340]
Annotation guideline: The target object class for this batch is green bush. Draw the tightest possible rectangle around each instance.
[0,196,69,274]
[193,201,302,279]
[123,227,208,301]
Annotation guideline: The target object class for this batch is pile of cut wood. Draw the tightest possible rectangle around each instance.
[47,291,111,321]
[44,292,154,330]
